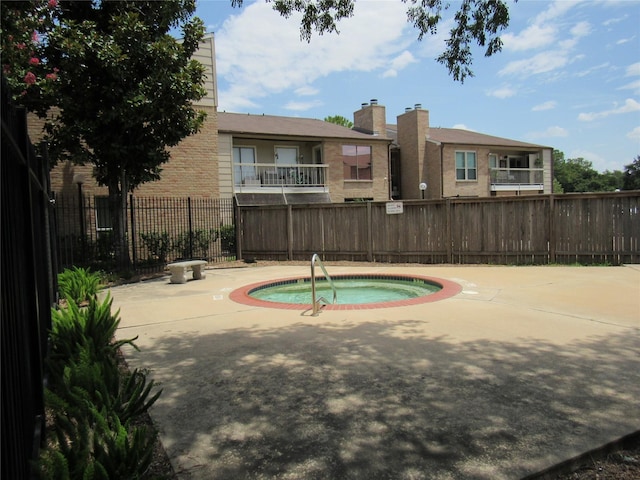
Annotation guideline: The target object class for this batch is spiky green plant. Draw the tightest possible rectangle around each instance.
[57,266,103,304]
[41,293,163,479]
[49,294,136,367]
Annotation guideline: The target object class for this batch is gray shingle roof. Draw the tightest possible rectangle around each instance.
[218,112,391,141]
[385,124,549,149]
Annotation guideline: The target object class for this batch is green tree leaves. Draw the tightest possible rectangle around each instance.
[553,149,630,193]
[324,114,354,128]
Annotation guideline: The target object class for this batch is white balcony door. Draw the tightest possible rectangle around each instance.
[275,146,298,166]
[233,146,256,185]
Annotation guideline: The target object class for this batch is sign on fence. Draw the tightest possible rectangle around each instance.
[386,201,404,215]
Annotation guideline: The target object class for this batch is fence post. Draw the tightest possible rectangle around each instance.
[187,197,193,259]
[129,194,137,269]
[367,201,373,262]
[548,194,555,264]
[446,198,453,264]
[287,204,293,260]
[234,198,242,260]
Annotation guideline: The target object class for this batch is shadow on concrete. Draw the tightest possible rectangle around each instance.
[124,319,640,479]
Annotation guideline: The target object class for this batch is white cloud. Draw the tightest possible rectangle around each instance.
[284,100,323,111]
[627,126,640,141]
[502,24,556,51]
[603,14,628,27]
[528,126,568,139]
[532,101,557,111]
[499,51,570,76]
[215,1,411,112]
[533,0,579,24]
[576,62,610,78]
[570,21,591,38]
[499,3,591,79]
[578,98,640,121]
[618,79,640,95]
[294,86,319,96]
[451,124,473,131]
[626,62,640,77]
[487,85,516,99]
[382,50,417,78]
[616,35,635,45]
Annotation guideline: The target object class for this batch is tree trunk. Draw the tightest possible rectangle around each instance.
[108,179,131,270]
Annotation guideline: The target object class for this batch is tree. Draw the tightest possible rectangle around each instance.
[324,115,353,128]
[232,0,514,82]
[623,156,640,190]
[553,150,624,193]
[2,0,207,268]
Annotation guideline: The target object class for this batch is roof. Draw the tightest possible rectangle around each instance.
[218,112,391,141]
[385,124,549,149]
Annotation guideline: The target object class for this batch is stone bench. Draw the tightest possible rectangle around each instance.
[167,260,207,284]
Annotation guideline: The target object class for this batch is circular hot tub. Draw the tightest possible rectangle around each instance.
[229,274,461,310]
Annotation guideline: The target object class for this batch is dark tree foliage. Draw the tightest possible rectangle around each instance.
[232,0,514,82]
[1,0,207,268]
[623,155,640,191]
[553,150,625,193]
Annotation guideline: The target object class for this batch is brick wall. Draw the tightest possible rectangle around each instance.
[441,144,492,198]
[43,106,218,198]
[397,107,429,199]
[353,102,387,136]
[323,140,390,202]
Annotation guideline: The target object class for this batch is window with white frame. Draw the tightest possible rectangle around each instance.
[233,146,256,185]
[342,145,372,180]
[455,151,477,181]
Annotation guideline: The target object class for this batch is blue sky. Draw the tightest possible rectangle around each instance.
[194,0,640,173]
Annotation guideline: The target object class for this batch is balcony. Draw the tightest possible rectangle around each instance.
[234,163,329,193]
[490,167,544,191]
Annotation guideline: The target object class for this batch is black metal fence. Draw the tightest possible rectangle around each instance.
[54,194,236,273]
[1,78,57,478]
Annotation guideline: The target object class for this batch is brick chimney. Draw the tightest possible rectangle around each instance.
[353,99,386,136]
[397,104,430,199]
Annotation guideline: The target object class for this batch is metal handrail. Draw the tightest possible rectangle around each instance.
[311,253,337,315]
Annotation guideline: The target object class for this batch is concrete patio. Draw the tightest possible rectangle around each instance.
[112,263,640,479]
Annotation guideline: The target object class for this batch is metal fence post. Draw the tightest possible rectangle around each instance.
[187,197,193,259]
[130,194,137,270]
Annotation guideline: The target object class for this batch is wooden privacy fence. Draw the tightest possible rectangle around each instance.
[237,192,640,265]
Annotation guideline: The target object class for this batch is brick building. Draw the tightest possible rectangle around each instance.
[33,33,553,207]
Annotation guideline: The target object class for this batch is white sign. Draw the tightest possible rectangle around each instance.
[386,201,404,214]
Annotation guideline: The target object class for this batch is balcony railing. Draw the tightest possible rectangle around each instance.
[234,163,329,192]
[490,167,544,190]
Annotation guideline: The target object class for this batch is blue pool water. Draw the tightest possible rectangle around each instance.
[249,276,441,305]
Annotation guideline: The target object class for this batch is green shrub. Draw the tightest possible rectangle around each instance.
[172,228,218,260]
[218,224,236,254]
[57,266,103,304]
[140,231,171,264]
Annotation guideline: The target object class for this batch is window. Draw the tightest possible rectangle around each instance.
[95,196,113,231]
[489,154,497,169]
[455,151,477,181]
[342,145,372,180]
[233,146,256,185]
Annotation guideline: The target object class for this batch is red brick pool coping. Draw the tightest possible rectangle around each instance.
[229,274,463,310]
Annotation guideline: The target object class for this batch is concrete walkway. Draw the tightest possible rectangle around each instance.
[112,264,640,480]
